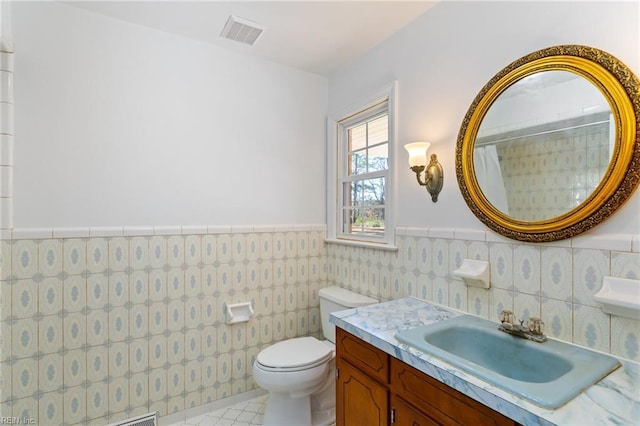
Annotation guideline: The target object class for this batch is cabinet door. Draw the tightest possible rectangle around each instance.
[391,395,439,426]
[336,358,389,426]
[390,358,517,426]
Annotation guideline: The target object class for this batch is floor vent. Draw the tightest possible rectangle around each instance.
[220,15,265,46]
[107,412,157,426]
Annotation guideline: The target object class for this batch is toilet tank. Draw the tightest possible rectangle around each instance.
[319,286,378,343]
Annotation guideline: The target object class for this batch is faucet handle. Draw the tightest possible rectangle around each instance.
[499,309,514,324]
[527,317,545,335]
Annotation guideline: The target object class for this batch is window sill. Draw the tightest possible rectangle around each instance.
[324,238,399,251]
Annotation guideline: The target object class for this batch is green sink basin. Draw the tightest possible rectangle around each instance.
[395,315,621,408]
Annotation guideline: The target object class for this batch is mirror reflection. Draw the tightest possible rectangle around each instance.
[473,70,613,221]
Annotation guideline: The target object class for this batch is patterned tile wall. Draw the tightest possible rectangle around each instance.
[1,224,638,425]
[497,119,610,221]
[327,230,640,362]
[0,226,327,425]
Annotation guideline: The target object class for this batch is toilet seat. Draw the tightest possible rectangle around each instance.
[256,336,334,372]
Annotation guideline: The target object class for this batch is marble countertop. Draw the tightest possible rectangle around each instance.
[330,297,639,426]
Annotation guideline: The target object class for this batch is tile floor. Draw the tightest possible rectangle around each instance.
[168,395,267,426]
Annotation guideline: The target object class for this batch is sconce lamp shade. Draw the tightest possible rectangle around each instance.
[404,141,443,203]
[404,142,431,167]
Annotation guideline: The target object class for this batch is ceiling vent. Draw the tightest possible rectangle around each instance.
[220,15,265,46]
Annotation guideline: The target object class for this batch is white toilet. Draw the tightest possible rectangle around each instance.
[253,286,378,426]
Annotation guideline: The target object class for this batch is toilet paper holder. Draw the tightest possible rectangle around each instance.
[225,301,254,324]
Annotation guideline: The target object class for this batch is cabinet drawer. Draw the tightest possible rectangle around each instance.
[390,358,517,426]
[336,327,389,384]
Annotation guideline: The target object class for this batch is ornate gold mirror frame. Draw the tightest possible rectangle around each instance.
[456,45,640,242]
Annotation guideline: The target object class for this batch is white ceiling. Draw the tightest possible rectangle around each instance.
[65,1,437,76]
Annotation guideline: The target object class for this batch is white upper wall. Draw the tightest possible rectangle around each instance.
[12,1,328,228]
[328,0,640,236]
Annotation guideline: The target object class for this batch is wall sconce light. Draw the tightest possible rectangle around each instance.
[404,142,444,202]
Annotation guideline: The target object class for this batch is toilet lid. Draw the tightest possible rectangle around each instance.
[256,337,333,370]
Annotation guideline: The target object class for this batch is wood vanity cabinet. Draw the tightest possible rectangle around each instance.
[335,327,519,426]
[335,327,389,425]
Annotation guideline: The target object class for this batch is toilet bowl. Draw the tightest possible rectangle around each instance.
[253,337,335,426]
[253,286,377,426]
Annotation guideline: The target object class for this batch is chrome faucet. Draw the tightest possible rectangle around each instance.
[498,309,547,343]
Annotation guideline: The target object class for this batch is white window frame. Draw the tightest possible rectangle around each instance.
[326,81,398,250]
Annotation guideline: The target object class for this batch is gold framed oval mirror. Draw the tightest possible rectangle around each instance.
[456,45,640,242]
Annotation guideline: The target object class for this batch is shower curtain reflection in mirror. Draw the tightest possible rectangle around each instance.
[474,145,509,215]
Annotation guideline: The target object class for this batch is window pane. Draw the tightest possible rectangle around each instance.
[349,124,367,152]
[368,115,388,145]
[353,181,364,206]
[350,150,367,176]
[352,181,363,206]
[362,207,385,235]
[347,207,385,236]
[368,144,388,172]
[362,177,385,205]
[345,179,386,208]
